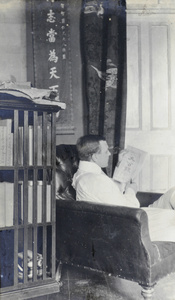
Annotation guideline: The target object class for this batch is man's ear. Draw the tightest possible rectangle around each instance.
[91,153,98,163]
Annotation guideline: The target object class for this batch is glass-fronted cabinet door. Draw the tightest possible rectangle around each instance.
[0,99,63,299]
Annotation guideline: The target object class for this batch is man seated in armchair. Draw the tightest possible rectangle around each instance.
[71,134,175,243]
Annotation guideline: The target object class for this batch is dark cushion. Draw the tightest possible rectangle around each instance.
[137,191,163,207]
[55,144,79,200]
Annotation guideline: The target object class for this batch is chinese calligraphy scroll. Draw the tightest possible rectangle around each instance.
[27,0,74,133]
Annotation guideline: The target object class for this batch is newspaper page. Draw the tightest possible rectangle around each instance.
[113,146,147,183]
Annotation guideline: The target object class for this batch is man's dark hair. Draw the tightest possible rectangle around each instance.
[76,135,106,161]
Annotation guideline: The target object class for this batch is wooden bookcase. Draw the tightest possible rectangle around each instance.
[0,99,62,299]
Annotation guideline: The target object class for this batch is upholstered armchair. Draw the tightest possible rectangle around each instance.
[55,144,175,300]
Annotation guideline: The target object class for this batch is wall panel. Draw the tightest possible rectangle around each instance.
[126,5,175,192]
[126,25,140,129]
[150,25,169,129]
[150,155,170,191]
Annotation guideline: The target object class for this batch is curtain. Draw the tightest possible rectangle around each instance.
[80,0,127,176]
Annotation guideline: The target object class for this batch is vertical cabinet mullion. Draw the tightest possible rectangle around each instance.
[51,112,56,277]
[42,112,47,280]
[23,110,29,284]
[33,111,38,281]
[13,110,19,287]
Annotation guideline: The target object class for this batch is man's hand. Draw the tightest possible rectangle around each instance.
[125,181,137,194]
[113,180,125,193]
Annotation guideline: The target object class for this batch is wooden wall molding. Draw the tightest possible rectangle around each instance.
[126,0,175,14]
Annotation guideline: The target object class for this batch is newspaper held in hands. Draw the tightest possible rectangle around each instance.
[113,146,147,184]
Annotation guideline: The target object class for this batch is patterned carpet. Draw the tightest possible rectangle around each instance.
[58,265,175,300]
[31,265,175,300]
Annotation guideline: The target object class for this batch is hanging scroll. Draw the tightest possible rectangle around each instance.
[80,0,126,175]
[27,0,74,133]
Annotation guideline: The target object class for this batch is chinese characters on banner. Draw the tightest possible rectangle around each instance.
[31,0,74,133]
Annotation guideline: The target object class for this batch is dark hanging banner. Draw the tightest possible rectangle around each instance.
[80,0,126,175]
[26,0,74,133]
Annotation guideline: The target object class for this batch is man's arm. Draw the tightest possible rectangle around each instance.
[76,173,140,208]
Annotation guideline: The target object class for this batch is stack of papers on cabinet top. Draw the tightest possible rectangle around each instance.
[0,86,66,110]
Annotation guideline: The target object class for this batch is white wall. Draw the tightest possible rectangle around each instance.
[126,0,175,192]
[0,0,84,145]
[0,0,27,83]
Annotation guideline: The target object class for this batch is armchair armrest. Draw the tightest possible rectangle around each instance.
[56,200,156,282]
[56,199,175,300]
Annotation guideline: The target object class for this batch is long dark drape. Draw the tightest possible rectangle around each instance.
[80,0,127,175]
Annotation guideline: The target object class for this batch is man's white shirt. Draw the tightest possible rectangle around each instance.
[72,161,140,208]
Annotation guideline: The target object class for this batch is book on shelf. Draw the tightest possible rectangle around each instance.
[0,119,13,166]
[37,181,42,223]
[29,125,33,166]
[28,181,33,223]
[0,182,14,227]
[0,109,53,168]
[37,125,42,165]
[27,181,51,224]
[6,120,13,166]
[0,182,5,227]
[0,124,6,166]
[38,125,51,165]
[46,184,51,222]
[18,181,23,224]
[18,125,44,166]
[47,125,51,165]
[37,182,51,223]
[5,182,14,227]
[18,126,23,165]
[113,146,147,185]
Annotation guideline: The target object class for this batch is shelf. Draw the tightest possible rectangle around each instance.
[0,99,64,113]
[0,166,54,170]
[0,281,61,300]
[0,100,57,298]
